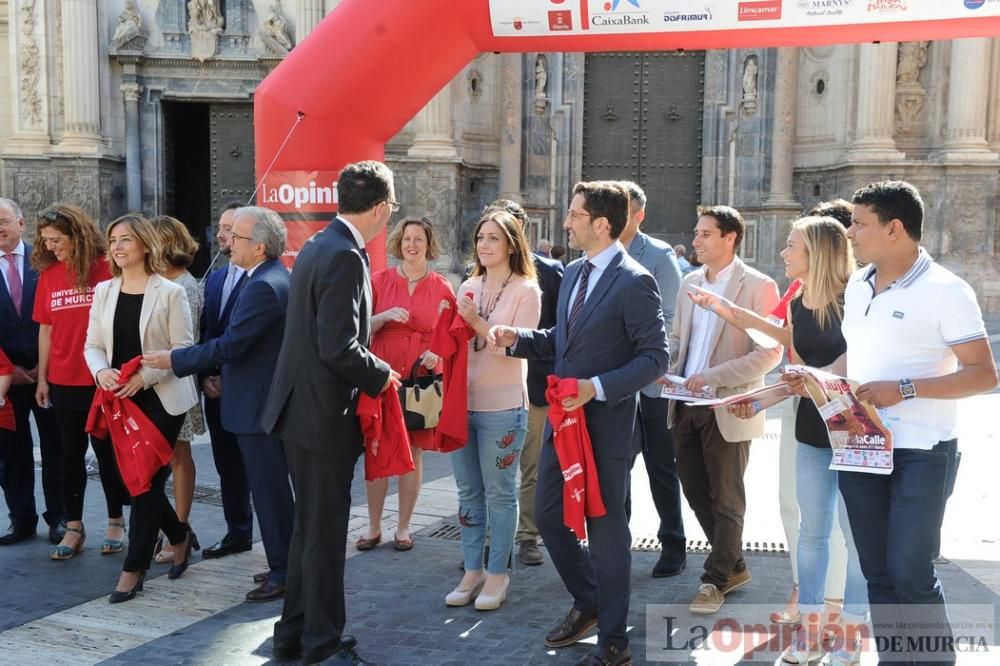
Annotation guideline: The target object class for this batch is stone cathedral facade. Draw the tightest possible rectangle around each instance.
[1,1,998,308]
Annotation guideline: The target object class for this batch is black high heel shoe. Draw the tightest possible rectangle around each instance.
[109,571,145,604]
[168,524,200,580]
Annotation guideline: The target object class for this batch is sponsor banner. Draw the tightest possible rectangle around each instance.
[489,0,1000,37]
[257,171,339,267]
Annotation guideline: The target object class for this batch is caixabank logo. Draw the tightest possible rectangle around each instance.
[591,0,652,27]
[738,0,783,21]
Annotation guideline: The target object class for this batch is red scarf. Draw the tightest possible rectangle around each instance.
[546,375,606,540]
[428,297,473,453]
[85,356,173,496]
[357,387,414,481]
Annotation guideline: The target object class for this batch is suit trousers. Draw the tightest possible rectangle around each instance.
[237,432,294,582]
[536,439,632,650]
[275,440,357,663]
[674,404,750,588]
[3,384,62,528]
[204,395,253,542]
[516,402,548,544]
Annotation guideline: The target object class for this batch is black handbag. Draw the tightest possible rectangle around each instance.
[398,359,443,431]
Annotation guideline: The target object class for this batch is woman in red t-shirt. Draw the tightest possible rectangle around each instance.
[0,348,14,432]
[31,204,128,560]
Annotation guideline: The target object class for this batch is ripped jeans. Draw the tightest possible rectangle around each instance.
[450,408,528,574]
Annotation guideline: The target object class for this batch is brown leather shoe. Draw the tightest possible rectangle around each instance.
[720,567,752,595]
[577,644,632,665]
[355,532,381,551]
[245,579,286,603]
[689,583,725,614]
[518,540,544,566]
[545,607,599,648]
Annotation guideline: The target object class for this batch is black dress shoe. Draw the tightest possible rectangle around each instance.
[168,524,200,580]
[202,534,252,559]
[246,579,286,603]
[652,553,687,578]
[109,572,145,604]
[545,607,599,648]
[310,636,369,665]
[48,521,67,545]
[0,523,36,546]
[253,571,269,584]
[577,644,631,666]
[272,638,302,661]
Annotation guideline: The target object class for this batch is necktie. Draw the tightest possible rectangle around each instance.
[567,261,594,335]
[220,264,238,314]
[3,253,22,316]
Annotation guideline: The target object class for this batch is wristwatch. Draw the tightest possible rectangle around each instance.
[899,379,917,401]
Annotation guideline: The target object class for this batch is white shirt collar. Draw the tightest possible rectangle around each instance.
[336,215,366,250]
[703,257,736,284]
[586,241,623,271]
[1,239,25,259]
[244,260,266,278]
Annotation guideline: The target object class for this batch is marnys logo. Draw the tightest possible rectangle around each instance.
[866,0,906,13]
[738,0,783,21]
[797,0,853,16]
[664,6,714,22]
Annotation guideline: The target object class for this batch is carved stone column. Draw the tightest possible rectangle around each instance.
[5,0,51,154]
[497,53,523,201]
[122,83,143,211]
[846,43,903,161]
[940,38,998,161]
[297,0,325,40]
[59,0,102,151]
[407,83,458,159]
[763,48,800,207]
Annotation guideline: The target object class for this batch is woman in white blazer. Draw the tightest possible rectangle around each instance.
[84,214,198,604]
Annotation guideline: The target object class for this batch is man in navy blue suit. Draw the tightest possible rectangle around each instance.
[144,206,295,603]
[0,197,64,546]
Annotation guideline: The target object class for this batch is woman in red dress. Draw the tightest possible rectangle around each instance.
[356,217,455,552]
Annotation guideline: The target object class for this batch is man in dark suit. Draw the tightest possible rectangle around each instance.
[198,202,254,559]
[490,181,669,666]
[144,206,295,603]
[0,197,64,545]
[262,161,398,665]
[618,182,687,578]
[482,199,565,566]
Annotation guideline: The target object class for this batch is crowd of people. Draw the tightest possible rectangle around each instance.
[0,163,996,665]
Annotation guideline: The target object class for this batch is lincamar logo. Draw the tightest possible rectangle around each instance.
[738,0,783,20]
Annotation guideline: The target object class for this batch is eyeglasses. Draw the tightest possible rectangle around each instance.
[230,232,254,243]
[384,200,401,213]
[566,209,592,222]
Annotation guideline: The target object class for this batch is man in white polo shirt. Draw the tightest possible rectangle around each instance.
[839,180,997,665]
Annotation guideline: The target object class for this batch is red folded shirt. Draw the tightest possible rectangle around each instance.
[428,299,473,453]
[85,356,173,496]
[545,375,607,540]
[357,387,414,481]
[0,348,14,432]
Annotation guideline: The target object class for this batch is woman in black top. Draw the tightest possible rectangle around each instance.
[84,215,198,603]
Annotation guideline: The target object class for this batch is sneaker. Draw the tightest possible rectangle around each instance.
[720,567,752,595]
[689,583,724,614]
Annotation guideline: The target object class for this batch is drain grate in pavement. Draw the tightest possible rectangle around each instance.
[421,522,787,555]
[165,481,227,507]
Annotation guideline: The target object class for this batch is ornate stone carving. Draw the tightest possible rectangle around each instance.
[188,0,223,62]
[14,174,47,217]
[895,41,929,135]
[533,55,548,115]
[121,82,143,103]
[18,0,42,127]
[110,0,145,52]
[741,55,758,116]
[259,1,293,55]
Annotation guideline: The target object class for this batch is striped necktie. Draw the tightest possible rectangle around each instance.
[567,261,594,335]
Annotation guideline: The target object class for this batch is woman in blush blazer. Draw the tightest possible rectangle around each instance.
[84,214,198,604]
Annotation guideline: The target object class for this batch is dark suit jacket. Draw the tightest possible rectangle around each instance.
[513,246,669,458]
[527,252,565,407]
[0,243,40,367]
[199,260,245,379]
[171,259,290,436]
[261,218,390,456]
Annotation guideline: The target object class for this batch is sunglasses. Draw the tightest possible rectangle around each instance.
[37,210,63,223]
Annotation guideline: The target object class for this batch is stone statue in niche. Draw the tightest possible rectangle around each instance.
[259,1,293,54]
[741,55,758,116]
[534,55,548,114]
[188,0,224,62]
[110,0,144,51]
[895,41,929,135]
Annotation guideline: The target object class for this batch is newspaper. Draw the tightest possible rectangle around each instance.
[659,374,717,403]
[690,382,795,409]
[784,365,893,475]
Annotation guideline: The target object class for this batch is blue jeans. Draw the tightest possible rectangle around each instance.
[839,440,956,666]
[795,444,868,621]
[450,408,527,574]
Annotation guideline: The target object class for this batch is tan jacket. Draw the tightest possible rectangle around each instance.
[667,257,781,442]
[84,274,198,416]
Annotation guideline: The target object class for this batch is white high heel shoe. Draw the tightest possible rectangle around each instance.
[474,575,510,611]
[446,576,485,606]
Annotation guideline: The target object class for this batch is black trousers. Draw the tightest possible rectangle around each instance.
[205,395,253,542]
[122,388,186,573]
[49,384,128,522]
[2,384,63,528]
[536,439,633,650]
[274,440,357,663]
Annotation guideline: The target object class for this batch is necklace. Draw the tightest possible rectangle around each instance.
[473,270,513,352]
[399,265,428,284]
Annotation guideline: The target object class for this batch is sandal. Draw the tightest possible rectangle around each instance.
[50,526,86,560]
[355,532,381,551]
[781,635,822,665]
[393,533,414,551]
[101,519,127,555]
[771,607,802,625]
[153,534,175,564]
[820,640,862,666]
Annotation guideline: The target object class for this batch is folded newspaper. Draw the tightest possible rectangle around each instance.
[659,374,717,403]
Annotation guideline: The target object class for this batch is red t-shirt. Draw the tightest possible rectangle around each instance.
[0,347,14,431]
[772,279,802,323]
[33,259,111,387]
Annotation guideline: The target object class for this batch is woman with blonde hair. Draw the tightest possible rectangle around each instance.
[84,214,198,602]
[447,210,540,611]
[148,215,206,563]
[31,204,126,560]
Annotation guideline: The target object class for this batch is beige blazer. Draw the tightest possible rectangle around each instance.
[84,274,198,416]
[667,257,781,442]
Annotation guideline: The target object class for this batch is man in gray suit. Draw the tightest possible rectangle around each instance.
[618,181,687,579]
[490,181,669,666]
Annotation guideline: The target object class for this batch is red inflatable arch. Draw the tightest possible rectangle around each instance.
[254,0,1000,270]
